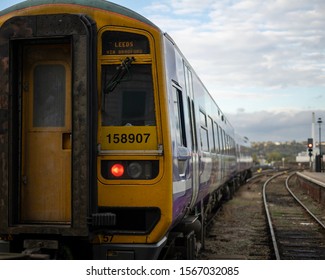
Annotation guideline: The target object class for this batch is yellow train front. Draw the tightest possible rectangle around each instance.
[0,0,252,259]
[0,0,176,259]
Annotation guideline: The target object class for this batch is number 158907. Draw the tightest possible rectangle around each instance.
[106,133,151,144]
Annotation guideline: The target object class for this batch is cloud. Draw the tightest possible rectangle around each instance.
[171,0,216,15]
[144,0,325,90]
[228,109,325,142]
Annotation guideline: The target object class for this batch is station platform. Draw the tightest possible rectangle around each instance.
[297,171,325,188]
[0,253,28,260]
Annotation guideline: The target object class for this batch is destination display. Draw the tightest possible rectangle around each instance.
[102,31,150,55]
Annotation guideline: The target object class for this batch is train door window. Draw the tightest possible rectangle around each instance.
[187,96,197,151]
[225,134,230,155]
[224,134,228,155]
[229,137,233,155]
[208,116,215,152]
[230,137,236,156]
[236,143,240,159]
[33,64,66,127]
[184,63,196,150]
[229,137,232,155]
[220,128,225,154]
[101,64,155,126]
[199,110,209,151]
[214,122,221,154]
[173,86,187,147]
[184,64,194,99]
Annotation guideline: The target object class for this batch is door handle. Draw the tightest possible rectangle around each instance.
[22,175,28,185]
[62,133,72,150]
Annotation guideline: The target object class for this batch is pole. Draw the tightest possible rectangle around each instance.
[319,118,322,156]
[317,118,322,172]
[311,113,315,171]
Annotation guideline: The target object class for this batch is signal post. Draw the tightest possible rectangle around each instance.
[307,138,313,171]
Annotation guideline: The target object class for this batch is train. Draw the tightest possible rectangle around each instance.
[0,0,253,259]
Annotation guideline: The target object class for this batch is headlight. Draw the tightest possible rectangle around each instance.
[127,162,143,179]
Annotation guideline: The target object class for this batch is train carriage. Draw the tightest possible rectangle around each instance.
[0,0,252,259]
[236,134,253,184]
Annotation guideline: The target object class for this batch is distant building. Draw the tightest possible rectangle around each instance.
[296,151,310,163]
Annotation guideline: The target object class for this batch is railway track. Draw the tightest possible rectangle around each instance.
[263,172,325,259]
[199,171,325,260]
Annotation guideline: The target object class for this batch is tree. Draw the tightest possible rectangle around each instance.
[266,151,282,163]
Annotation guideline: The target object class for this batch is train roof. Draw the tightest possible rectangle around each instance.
[0,0,158,29]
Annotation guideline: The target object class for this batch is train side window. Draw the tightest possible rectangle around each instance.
[199,110,209,151]
[173,86,187,147]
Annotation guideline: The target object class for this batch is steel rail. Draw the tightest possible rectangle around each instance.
[286,172,325,230]
[264,171,325,260]
[262,172,284,260]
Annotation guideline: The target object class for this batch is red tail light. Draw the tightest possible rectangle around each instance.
[111,163,124,177]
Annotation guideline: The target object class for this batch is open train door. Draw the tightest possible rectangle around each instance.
[20,43,72,223]
[0,14,97,236]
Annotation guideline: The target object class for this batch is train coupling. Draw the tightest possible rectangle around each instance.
[22,239,59,260]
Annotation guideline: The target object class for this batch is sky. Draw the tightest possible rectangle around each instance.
[1,0,324,143]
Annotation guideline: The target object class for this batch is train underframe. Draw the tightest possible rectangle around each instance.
[159,169,252,260]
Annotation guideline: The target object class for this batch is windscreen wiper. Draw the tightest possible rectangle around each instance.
[104,57,135,94]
